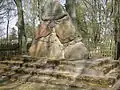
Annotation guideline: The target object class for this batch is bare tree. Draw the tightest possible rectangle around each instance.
[14,0,27,54]
[113,0,120,59]
[0,0,6,33]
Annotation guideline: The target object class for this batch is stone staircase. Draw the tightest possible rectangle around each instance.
[0,56,120,90]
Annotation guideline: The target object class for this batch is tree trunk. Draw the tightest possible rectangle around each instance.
[113,0,120,60]
[6,0,10,42]
[37,0,44,24]
[6,13,9,42]
[65,0,77,26]
[14,0,27,54]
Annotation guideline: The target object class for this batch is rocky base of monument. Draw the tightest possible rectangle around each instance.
[0,56,120,90]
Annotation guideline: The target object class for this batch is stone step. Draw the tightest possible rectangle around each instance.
[0,61,23,66]
[91,61,119,74]
[52,70,78,80]
[23,61,76,70]
[9,55,39,62]
[0,55,39,64]
[0,64,10,70]
[21,75,83,88]
[21,55,41,63]
[106,68,120,80]
[18,74,31,82]
[23,62,54,69]
[48,78,72,86]
[102,64,118,74]
[113,79,120,90]
[0,71,16,81]
[16,67,77,80]
[16,74,71,87]
[11,66,20,71]
[18,74,116,89]
[76,75,115,87]
[10,55,24,61]
[0,80,23,89]
[57,64,76,72]
[61,60,93,70]
[11,74,22,80]
[89,57,112,68]
[28,75,52,83]
[80,68,104,76]
[23,59,58,68]
[13,82,83,90]
[15,67,52,75]
[60,60,86,66]
[0,70,4,75]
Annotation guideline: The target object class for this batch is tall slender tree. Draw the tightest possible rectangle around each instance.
[14,0,27,54]
[113,0,120,59]
[66,0,77,25]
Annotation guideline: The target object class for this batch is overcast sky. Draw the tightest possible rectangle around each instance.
[0,0,66,38]
[10,0,66,30]
[59,0,66,6]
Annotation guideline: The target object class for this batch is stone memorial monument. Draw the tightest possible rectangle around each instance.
[29,0,89,60]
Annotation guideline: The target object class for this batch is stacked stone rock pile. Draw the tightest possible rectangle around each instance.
[29,0,89,60]
[0,56,120,90]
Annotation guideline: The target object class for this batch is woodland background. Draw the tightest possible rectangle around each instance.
[0,0,120,59]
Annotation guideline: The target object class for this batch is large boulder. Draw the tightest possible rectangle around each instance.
[29,37,49,58]
[41,0,67,21]
[64,42,89,60]
[29,29,64,59]
[48,29,64,59]
[55,16,76,43]
[35,21,52,40]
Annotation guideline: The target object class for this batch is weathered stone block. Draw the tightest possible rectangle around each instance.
[64,42,89,60]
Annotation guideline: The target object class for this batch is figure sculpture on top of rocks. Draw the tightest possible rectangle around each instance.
[29,0,89,60]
